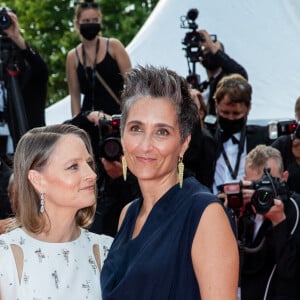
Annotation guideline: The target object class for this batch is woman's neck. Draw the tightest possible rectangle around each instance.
[82,36,99,48]
[27,216,80,243]
[138,176,179,211]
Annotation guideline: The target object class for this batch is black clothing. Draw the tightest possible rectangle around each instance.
[183,123,216,189]
[89,167,141,237]
[19,43,48,129]
[205,50,248,115]
[1,41,48,152]
[184,124,270,192]
[272,135,300,194]
[76,39,123,115]
[212,125,270,190]
[0,158,12,219]
[101,177,218,299]
[239,192,300,299]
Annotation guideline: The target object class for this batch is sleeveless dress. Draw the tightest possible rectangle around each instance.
[76,38,123,115]
[101,177,221,300]
[0,227,113,300]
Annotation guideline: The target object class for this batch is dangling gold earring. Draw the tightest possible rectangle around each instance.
[122,156,127,181]
[177,156,184,188]
[40,192,45,213]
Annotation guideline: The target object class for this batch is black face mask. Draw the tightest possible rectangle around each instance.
[218,115,246,137]
[80,23,101,40]
[201,52,220,71]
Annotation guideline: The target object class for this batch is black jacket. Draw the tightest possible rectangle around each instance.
[272,135,300,194]
[184,124,270,191]
[239,192,300,299]
[206,50,248,115]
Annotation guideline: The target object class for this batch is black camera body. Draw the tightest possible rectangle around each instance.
[268,119,298,140]
[99,114,123,161]
[219,168,289,214]
[181,8,217,63]
[181,8,204,63]
[249,168,289,214]
[292,123,300,140]
[0,8,12,32]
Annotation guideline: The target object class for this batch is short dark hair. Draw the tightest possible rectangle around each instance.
[120,65,199,143]
[214,73,252,107]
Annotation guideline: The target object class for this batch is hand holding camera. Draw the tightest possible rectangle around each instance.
[219,168,289,219]
[0,8,26,50]
[197,29,219,55]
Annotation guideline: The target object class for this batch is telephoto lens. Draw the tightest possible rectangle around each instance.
[0,8,12,31]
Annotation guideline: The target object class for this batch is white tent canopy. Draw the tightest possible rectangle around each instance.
[46,0,300,124]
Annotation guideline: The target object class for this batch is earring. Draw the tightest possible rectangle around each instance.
[122,156,127,181]
[40,192,45,213]
[177,157,184,189]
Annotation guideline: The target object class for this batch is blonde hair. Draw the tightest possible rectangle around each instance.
[73,1,102,30]
[246,145,284,174]
[13,124,96,234]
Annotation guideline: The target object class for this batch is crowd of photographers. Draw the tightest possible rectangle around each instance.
[0,4,300,300]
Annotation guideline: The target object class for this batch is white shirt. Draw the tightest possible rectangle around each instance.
[213,132,247,194]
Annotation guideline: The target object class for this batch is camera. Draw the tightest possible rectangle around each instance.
[250,168,289,214]
[99,114,123,161]
[0,8,12,32]
[268,119,298,140]
[218,180,243,209]
[219,168,289,214]
[180,8,217,63]
[181,8,203,63]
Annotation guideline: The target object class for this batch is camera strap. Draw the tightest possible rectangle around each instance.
[221,127,246,179]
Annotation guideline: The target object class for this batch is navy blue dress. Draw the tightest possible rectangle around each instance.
[101,177,223,299]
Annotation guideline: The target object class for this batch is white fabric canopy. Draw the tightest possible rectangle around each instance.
[46,0,300,124]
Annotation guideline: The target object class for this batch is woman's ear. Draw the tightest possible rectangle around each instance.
[28,170,43,191]
[180,134,191,157]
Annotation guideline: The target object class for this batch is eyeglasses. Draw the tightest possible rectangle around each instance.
[75,1,99,9]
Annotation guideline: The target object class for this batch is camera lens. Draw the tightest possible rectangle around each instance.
[0,9,12,30]
[100,137,123,162]
[251,188,275,214]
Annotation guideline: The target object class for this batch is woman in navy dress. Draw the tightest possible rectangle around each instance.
[101,65,239,299]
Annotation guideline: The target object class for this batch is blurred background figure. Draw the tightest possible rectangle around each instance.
[197,29,248,117]
[294,96,300,121]
[0,6,48,156]
[237,145,300,300]
[183,87,216,190]
[272,123,300,194]
[66,0,131,117]
[212,74,270,194]
[0,173,15,234]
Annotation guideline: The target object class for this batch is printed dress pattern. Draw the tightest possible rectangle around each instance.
[0,227,112,300]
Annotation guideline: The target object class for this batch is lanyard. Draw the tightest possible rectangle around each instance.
[221,127,246,179]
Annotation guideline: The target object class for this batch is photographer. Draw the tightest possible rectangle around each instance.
[0,8,48,152]
[236,145,300,299]
[212,74,270,194]
[198,29,248,116]
[272,123,300,194]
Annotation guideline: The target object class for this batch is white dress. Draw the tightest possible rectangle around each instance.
[0,227,113,300]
